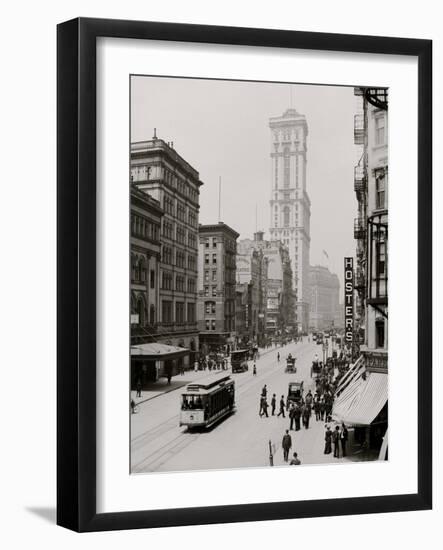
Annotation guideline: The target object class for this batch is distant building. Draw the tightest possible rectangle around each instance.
[238,233,293,339]
[309,265,340,331]
[236,241,265,346]
[130,133,202,369]
[197,223,239,353]
[269,108,311,332]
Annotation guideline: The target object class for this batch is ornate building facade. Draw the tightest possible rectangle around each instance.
[130,185,163,343]
[130,133,202,368]
[269,108,311,332]
[236,239,267,346]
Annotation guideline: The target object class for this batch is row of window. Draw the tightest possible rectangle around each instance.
[161,271,197,293]
[163,168,199,203]
[162,220,197,248]
[163,194,198,227]
[204,253,218,265]
[131,214,160,242]
[162,300,196,323]
[162,246,197,270]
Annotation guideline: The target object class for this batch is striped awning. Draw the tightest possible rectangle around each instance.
[332,371,388,426]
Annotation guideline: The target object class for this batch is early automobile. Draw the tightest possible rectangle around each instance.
[286,381,304,407]
[285,354,297,373]
[230,349,249,373]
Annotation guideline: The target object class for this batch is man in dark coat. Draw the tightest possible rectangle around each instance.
[282,430,292,462]
[259,395,265,416]
[333,425,340,457]
[302,403,311,429]
[340,423,349,457]
[262,398,269,418]
[294,402,302,431]
[271,394,277,415]
[277,395,286,418]
[261,385,267,398]
[289,403,296,430]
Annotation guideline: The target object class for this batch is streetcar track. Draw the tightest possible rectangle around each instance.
[131,341,315,472]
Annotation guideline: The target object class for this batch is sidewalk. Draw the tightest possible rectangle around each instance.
[130,368,225,405]
[131,341,292,406]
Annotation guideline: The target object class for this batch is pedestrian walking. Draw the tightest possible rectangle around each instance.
[319,398,326,421]
[305,390,313,407]
[271,394,276,415]
[277,352,280,362]
[289,452,301,465]
[262,398,269,418]
[313,394,319,420]
[259,395,265,417]
[277,395,286,418]
[261,384,267,398]
[333,426,340,458]
[324,425,333,454]
[167,373,172,385]
[340,423,348,457]
[253,364,257,376]
[302,403,311,429]
[136,378,142,398]
[282,430,292,462]
[289,402,297,430]
[294,402,301,431]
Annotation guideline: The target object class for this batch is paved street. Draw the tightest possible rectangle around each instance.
[131,340,355,473]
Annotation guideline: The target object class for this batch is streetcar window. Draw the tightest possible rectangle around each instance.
[182,395,205,409]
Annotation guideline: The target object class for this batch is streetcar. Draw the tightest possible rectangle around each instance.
[179,374,235,428]
[230,349,249,373]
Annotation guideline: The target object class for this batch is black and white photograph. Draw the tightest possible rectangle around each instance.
[129,77,388,474]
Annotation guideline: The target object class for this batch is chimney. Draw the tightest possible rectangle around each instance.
[153,127,157,139]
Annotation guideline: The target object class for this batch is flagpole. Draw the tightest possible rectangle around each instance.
[218,176,221,222]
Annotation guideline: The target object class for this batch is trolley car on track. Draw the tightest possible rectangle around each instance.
[179,374,235,428]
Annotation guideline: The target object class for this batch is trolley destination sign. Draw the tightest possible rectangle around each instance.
[344,257,354,343]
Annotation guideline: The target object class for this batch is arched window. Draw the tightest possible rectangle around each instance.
[283,206,290,227]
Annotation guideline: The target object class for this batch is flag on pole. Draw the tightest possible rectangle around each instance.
[323,249,329,259]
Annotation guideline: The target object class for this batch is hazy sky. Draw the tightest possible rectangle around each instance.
[131,76,359,295]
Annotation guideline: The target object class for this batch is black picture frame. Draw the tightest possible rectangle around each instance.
[57,17,432,532]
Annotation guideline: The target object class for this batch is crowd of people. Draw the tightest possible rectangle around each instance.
[255,344,353,464]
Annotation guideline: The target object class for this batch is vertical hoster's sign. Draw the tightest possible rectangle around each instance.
[344,257,354,343]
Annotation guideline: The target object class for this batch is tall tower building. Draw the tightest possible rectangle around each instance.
[269,108,311,332]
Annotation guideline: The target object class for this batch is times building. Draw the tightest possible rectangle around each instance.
[269,108,311,333]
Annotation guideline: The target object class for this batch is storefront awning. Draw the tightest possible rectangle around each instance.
[332,371,388,426]
[131,342,189,360]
